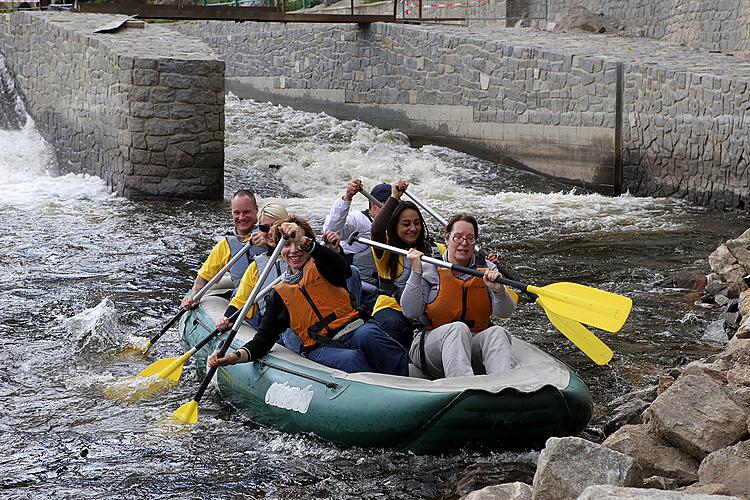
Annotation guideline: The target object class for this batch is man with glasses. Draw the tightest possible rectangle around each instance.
[181,189,265,310]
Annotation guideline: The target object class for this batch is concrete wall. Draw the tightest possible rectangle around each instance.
[0,12,225,200]
[516,0,750,55]
[173,21,617,187]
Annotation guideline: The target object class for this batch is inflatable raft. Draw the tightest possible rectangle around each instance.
[180,288,593,453]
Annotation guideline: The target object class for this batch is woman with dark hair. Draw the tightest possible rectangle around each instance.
[400,213,518,378]
[369,179,443,348]
[209,216,407,376]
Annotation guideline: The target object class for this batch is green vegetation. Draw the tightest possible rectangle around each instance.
[284,0,322,11]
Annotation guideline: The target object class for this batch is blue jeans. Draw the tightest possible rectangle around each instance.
[307,320,407,375]
[372,307,413,349]
[280,328,302,353]
[346,265,362,307]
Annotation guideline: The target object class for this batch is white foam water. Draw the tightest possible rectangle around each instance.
[225,94,691,237]
[0,118,115,209]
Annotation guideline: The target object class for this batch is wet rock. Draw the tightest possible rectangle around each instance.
[608,386,658,407]
[531,437,642,500]
[578,484,741,499]
[603,424,699,485]
[702,319,729,344]
[454,462,536,497]
[603,397,650,436]
[704,280,730,299]
[643,371,749,460]
[725,281,747,299]
[658,272,707,291]
[460,482,532,500]
[642,476,680,490]
[715,294,730,307]
[698,440,750,498]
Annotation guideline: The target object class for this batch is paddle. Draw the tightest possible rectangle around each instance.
[106,276,284,402]
[348,233,627,362]
[396,190,615,365]
[141,239,257,355]
[169,235,287,425]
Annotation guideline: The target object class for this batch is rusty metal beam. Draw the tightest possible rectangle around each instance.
[75,2,395,23]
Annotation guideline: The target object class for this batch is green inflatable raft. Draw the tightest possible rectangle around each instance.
[180,290,593,453]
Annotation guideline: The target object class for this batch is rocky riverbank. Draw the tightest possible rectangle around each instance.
[461,229,750,500]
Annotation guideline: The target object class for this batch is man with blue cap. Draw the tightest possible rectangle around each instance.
[323,179,390,308]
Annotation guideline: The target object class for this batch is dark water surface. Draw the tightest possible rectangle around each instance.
[1,94,748,499]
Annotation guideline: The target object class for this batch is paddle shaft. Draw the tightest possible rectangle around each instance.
[351,234,527,292]
[359,188,383,209]
[188,237,287,405]
[402,190,449,226]
[146,240,257,349]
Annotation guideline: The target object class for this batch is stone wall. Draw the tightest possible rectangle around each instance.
[173,21,617,188]
[515,0,750,55]
[0,12,225,200]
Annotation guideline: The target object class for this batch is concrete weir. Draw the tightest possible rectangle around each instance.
[0,12,225,200]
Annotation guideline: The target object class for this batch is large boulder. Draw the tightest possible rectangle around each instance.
[643,370,749,459]
[531,437,641,500]
[577,485,741,499]
[697,440,750,498]
[603,424,699,485]
[461,482,532,500]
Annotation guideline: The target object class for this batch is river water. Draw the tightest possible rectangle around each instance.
[1,90,749,498]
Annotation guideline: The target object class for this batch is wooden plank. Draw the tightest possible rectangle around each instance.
[92,14,138,33]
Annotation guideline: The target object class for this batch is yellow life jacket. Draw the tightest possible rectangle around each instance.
[424,267,492,332]
[273,260,360,349]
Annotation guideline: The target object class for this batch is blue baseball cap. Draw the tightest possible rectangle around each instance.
[370,183,391,203]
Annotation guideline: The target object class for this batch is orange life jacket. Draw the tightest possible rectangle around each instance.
[424,267,492,332]
[273,260,360,349]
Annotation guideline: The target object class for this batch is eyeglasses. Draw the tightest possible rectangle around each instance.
[451,234,477,245]
[258,224,271,233]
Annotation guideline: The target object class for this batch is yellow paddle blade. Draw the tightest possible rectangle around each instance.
[170,401,199,425]
[528,282,632,333]
[103,375,177,403]
[539,298,613,365]
[137,353,189,383]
